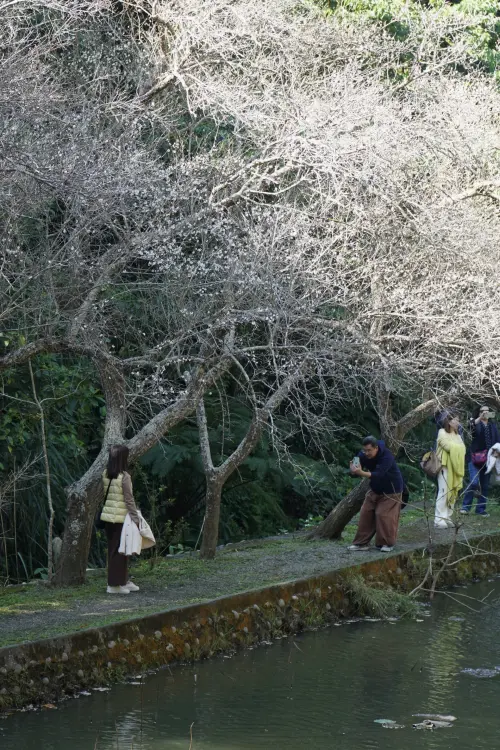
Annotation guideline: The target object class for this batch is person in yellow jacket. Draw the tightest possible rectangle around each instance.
[100,444,140,594]
[435,415,466,528]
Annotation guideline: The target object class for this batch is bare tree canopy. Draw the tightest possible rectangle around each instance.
[1,0,499,581]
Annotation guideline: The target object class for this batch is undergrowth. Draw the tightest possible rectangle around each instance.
[342,572,420,618]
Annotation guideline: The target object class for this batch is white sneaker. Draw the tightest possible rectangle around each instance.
[125,581,140,592]
[379,545,394,553]
[107,585,130,594]
[347,544,370,551]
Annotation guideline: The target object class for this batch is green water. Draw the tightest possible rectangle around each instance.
[2,578,500,749]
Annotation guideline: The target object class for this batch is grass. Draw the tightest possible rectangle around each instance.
[343,571,420,618]
[0,537,334,647]
[0,577,106,615]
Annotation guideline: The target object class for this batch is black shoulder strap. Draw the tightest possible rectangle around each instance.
[103,476,112,504]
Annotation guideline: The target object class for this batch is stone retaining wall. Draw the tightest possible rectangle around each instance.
[2,533,500,710]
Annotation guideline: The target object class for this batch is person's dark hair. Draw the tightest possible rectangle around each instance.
[435,409,452,428]
[472,405,489,420]
[435,409,453,428]
[441,414,458,433]
[362,435,379,448]
[106,444,129,479]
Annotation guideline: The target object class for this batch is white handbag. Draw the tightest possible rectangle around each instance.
[138,513,155,550]
[119,512,155,555]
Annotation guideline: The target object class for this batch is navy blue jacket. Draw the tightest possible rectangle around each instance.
[470,421,500,454]
[358,440,404,495]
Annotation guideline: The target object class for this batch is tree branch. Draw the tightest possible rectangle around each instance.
[127,356,232,462]
[218,364,306,479]
[196,396,214,473]
[439,180,500,206]
[0,338,88,371]
[394,397,442,441]
[69,247,129,339]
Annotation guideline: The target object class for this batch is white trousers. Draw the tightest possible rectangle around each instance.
[435,468,454,528]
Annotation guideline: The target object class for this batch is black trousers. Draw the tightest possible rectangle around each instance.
[105,523,127,586]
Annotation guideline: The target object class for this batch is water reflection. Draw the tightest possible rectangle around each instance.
[426,616,463,711]
[3,580,500,749]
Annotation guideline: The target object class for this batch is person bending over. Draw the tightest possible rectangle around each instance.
[348,436,404,553]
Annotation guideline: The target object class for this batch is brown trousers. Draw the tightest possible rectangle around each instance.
[352,490,402,547]
[105,523,127,586]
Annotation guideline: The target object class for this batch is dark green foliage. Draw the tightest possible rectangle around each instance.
[319,0,500,79]
[0,355,104,581]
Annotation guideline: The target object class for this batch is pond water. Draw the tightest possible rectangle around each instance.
[3,578,500,749]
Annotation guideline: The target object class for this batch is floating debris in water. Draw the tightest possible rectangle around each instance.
[92,687,111,692]
[448,616,465,622]
[413,719,453,730]
[382,723,405,729]
[374,719,404,729]
[461,667,500,678]
[413,714,456,722]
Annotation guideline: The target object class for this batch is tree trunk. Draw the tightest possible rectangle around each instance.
[200,475,223,560]
[307,480,368,540]
[54,478,102,585]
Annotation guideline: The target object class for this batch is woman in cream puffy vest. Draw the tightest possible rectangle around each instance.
[101,444,140,594]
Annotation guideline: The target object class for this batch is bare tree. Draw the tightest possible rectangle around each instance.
[197,365,306,558]
[0,7,357,582]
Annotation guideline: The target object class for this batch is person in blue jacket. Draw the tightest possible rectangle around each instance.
[461,405,500,516]
[348,436,404,552]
